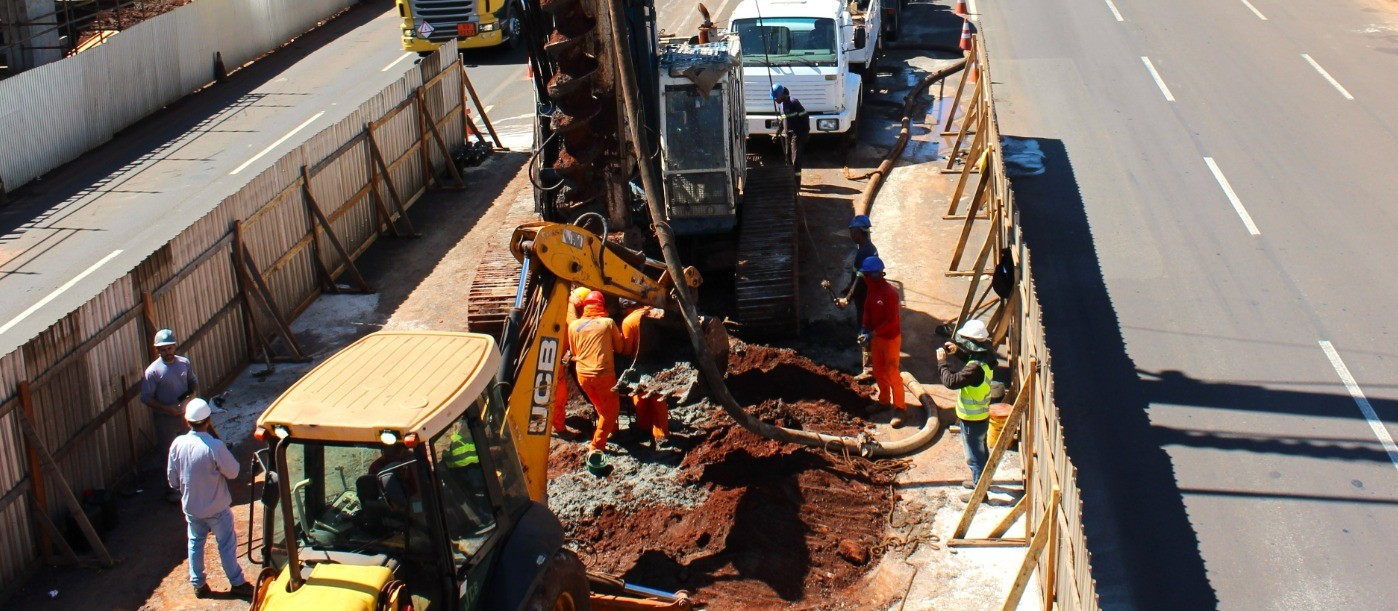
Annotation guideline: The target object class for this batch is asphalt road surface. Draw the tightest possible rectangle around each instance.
[0,0,733,359]
[976,0,1398,607]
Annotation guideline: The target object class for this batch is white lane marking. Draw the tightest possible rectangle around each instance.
[1203,157,1261,236]
[1238,0,1268,20]
[1319,340,1398,473]
[0,249,124,337]
[1141,56,1176,102]
[1104,0,1124,21]
[1301,54,1355,100]
[230,111,326,175]
[381,52,414,72]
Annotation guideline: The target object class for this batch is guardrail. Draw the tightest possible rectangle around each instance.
[938,33,1102,610]
[0,45,468,599]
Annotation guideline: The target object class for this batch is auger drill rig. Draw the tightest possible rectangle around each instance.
[515,0,800,336]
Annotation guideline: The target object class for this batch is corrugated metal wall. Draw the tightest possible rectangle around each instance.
[0,46,465,597]
[0,0,359,192]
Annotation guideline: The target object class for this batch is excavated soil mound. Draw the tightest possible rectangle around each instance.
[561,345,894,609]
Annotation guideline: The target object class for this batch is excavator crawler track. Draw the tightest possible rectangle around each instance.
[735,163,800,337]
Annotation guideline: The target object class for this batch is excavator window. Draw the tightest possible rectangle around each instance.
[431,416,498,565]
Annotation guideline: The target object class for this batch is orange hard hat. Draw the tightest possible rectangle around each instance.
[584,290,605,307]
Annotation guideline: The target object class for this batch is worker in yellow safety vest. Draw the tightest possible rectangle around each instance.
[937,319,996,488]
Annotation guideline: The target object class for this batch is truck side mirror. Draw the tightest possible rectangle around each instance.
[854,27,867,50]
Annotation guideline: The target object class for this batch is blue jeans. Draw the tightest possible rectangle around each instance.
[187,508,246,588]
[960,418,990,485]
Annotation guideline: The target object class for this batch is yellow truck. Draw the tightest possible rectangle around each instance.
[245,222,706,610]
[396,0,522,53]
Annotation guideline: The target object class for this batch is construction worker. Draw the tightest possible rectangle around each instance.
[616,298,673,451]
[771,83,810,184]
[938,319,996,487]
[826,214,879,381]
[858,256,907,427]
[553,286,593,438]
[143,328,199,503]
[568,291,625,456]
[167,398,251,600]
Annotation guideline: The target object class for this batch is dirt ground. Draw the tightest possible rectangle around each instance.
[7,1,1045,609]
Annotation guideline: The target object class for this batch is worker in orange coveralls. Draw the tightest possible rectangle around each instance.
[859,256,908,428]
[552,286,593,439]
[616,298,674,452]
[568,291,625,455]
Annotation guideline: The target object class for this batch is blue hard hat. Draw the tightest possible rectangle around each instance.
[860,256,885,273]
[770,83,788,100]
[848,214,872,230]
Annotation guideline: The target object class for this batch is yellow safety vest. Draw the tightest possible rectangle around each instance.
[444,432,479,468]
[955,362,994,421]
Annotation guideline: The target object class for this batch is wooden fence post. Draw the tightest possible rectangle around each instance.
[17,382,116,566]
[1001,487,1059,610]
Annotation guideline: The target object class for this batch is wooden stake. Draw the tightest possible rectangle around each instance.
[415,87,434,190]
[298,169,336,293]
[231,223,261,362]
[302,166,373,292]
[953,361,1039,541]
[367,125,420,237]
[946,147,987,217]
[16,385,115,566]
[416,89,466,190]
[29,497,80,566]
[461,65,502,148]
[988,494,1029,539]
[945,81,984,171]
[941,41,975,133]
[1001,486,1059,611]
[233,226,309,361]
[19,382,50,558]
[140,291,158,363]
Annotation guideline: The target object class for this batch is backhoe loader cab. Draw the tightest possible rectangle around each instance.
[248,331,590,611]
[658,41,747,235]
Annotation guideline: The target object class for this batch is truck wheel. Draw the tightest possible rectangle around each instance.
[501,6,522,51]
[522,550,592,611]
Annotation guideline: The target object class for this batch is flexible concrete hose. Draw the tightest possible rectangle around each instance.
[607,3,940,458]
[854,59,967,217]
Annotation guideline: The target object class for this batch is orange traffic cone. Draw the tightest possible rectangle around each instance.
[955,0,968,15]
[967,63,979,84]
[959,21,973,51]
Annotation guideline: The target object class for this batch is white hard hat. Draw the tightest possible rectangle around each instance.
[153,329,177,347]
[184,398,211,422]
[956,319,991,342]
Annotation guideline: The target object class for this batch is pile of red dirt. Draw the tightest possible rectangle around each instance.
[566,346,896,609]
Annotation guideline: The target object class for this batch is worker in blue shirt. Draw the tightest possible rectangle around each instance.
[824,214,879,381]
[771,83,810,184]
[167,399,250,600]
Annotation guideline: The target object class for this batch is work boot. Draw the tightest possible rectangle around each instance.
[229,582,254,599]
[890,415,905,429]
[854,368,875,383]
[654,437,677,453]
[961,480,975,490]
[193,584,212,599]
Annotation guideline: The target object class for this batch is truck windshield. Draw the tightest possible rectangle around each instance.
[733,17,838,67]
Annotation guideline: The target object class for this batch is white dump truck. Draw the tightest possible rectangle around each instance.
[730,0,883,139]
